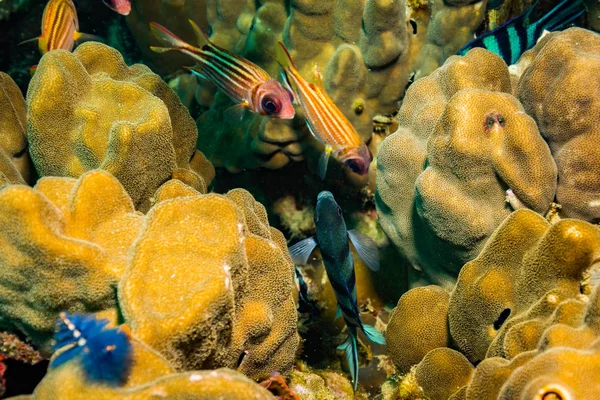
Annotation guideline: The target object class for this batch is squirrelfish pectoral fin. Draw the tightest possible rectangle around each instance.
[223,103,247,122]
[318,145,332,180]
[337,330,359,392]
[288,236,318,266]
[73,32,102,43]
[348,229,380,271]
[362,324,386,345]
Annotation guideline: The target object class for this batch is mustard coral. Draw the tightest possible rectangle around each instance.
[0,169,297,381]
[26,42,213,211]
[384,209,600,399]
[376,48,557,289]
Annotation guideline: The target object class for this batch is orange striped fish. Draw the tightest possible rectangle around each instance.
[149,20,295,120]
[21,0,96,54]
[273,42,371,180]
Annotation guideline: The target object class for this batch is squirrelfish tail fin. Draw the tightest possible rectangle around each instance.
[362,324,386,345]
[535,0,585,33]
[188,19,210,48]
[273,41,298,73]
[149,22,197,54]
[337,328,359,392]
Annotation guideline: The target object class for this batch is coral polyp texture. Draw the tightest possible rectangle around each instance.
[26,42,214,211]
[131,0,485,178]
[24,333,276,399]
[517,28,600,223]
[0,72,34,185]
[384,209,600,399]
[0,170,298,382]
[376,47,557,289]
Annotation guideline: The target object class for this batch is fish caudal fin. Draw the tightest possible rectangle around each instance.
[18,37,40,46]
[337,329,359,392]
[149,22,196,54]
[362,324,386,345]
[318,145,333,180]
[188,19,210,48]
[536,0,585,33]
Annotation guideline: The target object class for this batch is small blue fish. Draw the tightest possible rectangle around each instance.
[458,0,585,65]
[289,191,384,391]
[51,312,133,385]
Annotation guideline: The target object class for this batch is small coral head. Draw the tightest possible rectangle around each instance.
[339,143,372,176]
[254,79,296,119]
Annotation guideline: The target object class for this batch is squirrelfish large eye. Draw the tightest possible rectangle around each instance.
[261,97,281,115]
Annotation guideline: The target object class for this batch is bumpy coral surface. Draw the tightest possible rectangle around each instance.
[18,334,276,400]
[120,180,299,380]
[517,28,600,223]
[376,48,557,289]
[26,42,214,211]
[0,72,34,185]
[385,209,600,399]
[0,170,297,380]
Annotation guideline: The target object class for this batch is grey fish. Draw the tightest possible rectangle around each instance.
[289,191,384,391]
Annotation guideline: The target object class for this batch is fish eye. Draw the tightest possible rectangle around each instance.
[261,97,281,115]
[337,207,342,217]
[345,160,361,174]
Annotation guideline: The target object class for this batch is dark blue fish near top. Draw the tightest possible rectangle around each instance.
[458,0,586,65]
[52,312,133,385]
[289,191,385,391]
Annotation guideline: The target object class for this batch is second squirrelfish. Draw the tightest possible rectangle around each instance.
[273,42,372,180]
[149,20,295,120]
[31,0,92,53]
[102,0,131,16]
[289,191,385,391]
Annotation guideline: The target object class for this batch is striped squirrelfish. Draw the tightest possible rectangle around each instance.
[102,0,131,16]
[289,191,385,392]
[457,0,585,65]
[21,0,97,54]
[273,42,372,180]
[149,20,295,120]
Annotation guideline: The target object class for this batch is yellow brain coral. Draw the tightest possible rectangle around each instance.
[26,42,214,211]
[0,72,34,185]
[119,181,298,380]
[384,209,600,399]
[518,27,600,223]
[0,170,143,353]
[0,169,297,380]
[376,48,557,289]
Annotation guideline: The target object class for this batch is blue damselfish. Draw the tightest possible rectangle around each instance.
[458,0,585,65]
[289,191,385,391]
[51,312,133,386]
